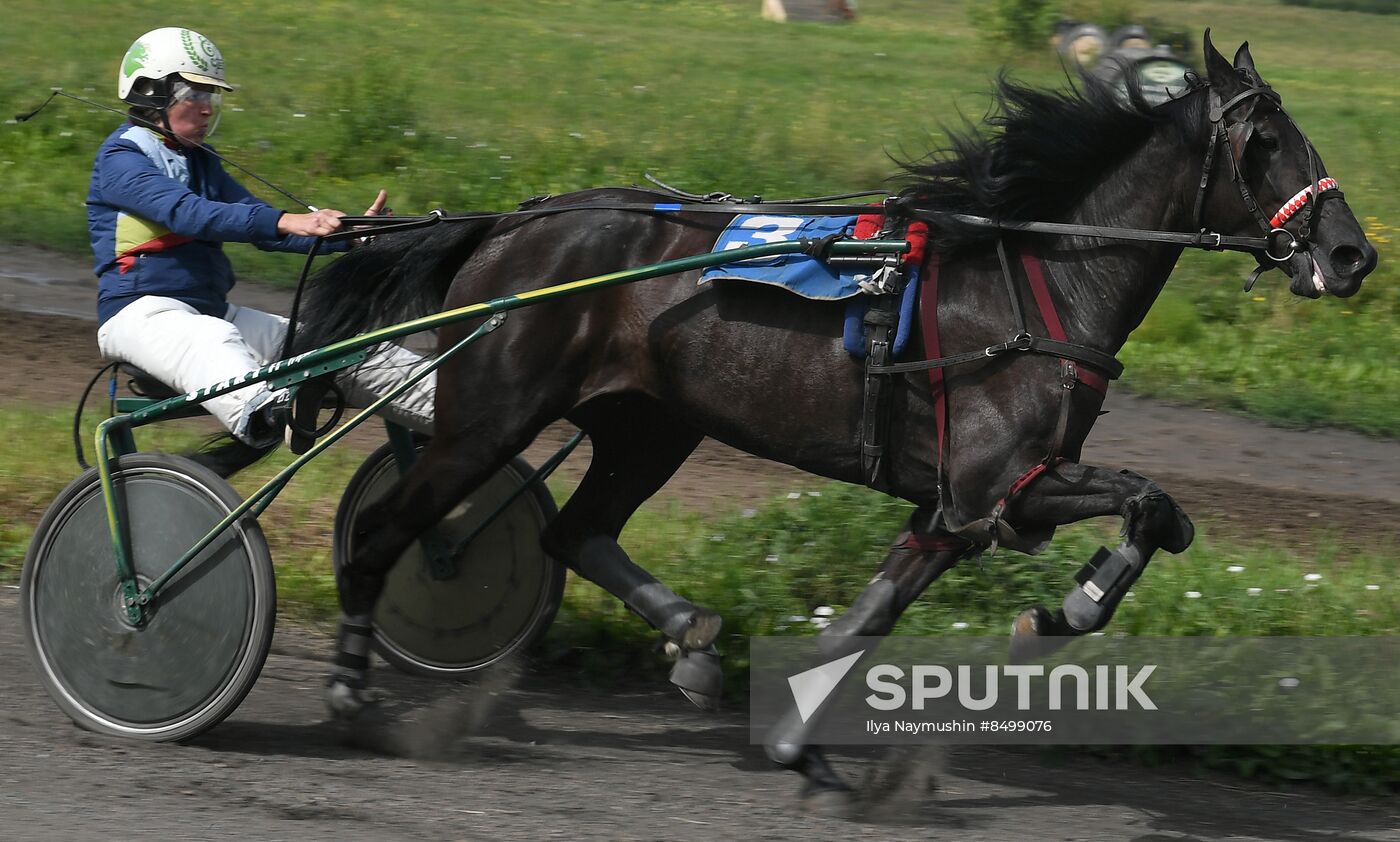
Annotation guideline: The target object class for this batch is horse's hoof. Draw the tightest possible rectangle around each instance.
[324,677,382,721]
[1009,605,1073,661]
[679,606,722,651]
[1011,604,1054,637]
[669,646,722,711]
[799,784,855,818]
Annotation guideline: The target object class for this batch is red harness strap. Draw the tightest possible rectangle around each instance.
[894,530,971,553]
[919,252,947,462]
[919,242,1114,539]
[1019,247,1108,395]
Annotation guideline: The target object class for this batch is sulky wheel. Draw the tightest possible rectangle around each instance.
[332,436,564,677]
[21,453,275,742]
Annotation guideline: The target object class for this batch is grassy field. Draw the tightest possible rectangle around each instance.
[1,0,1398,431]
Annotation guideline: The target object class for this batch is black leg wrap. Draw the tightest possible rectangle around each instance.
[821,579,896,644]
[766,706,814,768]
[1062,545,1145,633]
[576,536,721,650]
[330,616,374,688]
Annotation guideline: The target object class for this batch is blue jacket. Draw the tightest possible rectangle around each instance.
[87,122,342,325]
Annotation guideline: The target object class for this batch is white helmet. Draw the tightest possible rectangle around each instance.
[118,27,233,105]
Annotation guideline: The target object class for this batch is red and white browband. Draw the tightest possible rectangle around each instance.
[1270,177,1338,228]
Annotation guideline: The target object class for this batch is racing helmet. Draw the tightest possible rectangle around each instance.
[118,27,233,108]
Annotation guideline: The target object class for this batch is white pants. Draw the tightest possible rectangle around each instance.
[97,296,435,443]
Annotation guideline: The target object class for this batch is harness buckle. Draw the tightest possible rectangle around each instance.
[987,333,1033,358]
[1062,362,1078,390]
[1198,230,1223,250]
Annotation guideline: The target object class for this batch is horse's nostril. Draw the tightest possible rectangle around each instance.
[1329,244,1365,275]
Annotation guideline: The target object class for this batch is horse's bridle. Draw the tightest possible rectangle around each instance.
[1192,75,1340,291]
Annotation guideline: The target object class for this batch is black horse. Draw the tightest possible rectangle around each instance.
[295,32,1374,801]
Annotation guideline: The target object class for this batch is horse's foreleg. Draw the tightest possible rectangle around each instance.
[766,507,974,798]
[1005,464,1194,652]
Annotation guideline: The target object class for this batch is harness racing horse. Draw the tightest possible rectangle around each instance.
[295,32,1374,801]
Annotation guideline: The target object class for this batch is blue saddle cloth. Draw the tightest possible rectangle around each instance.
[700,213,920,357]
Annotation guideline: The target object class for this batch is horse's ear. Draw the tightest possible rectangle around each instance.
[1233,41,1264,84]
[1202,28,1241,92]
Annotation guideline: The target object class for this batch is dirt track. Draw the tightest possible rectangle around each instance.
[1,244,1398,839]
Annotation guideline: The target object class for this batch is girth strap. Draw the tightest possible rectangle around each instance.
[867,333,1121,382]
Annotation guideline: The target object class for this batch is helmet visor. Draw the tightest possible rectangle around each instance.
[169,79,223,140]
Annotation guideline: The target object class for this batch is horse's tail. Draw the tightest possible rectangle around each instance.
[183,435,277,479]
[291,217,497,354]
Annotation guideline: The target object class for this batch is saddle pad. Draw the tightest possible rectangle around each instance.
[699,214,868,300]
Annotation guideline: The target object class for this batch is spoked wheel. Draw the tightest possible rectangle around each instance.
[21,453,275,742]
[332,436,565,678]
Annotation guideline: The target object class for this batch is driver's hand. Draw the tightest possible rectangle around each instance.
[277,209,345,237]
[363,189,392,217]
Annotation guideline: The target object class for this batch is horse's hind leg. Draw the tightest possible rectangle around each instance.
[326,424,530,717]
[541,396,724,708]
[1002,464,1195,655]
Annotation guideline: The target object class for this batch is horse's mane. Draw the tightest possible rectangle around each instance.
[897,70,1208,252]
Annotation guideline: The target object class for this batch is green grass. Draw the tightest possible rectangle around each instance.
[2,1,1399,433]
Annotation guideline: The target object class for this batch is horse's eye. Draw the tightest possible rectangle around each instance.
[1256,133,1280,151]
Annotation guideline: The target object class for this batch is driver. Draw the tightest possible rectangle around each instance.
[89,27,434,451]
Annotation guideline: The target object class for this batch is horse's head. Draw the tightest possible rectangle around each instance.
[1199,30,1376,298]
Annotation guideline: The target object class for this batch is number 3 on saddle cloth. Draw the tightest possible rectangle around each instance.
[698,212,930,359]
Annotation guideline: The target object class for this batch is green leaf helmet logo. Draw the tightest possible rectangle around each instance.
[179,29,213,73]
[122,41,148,79]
